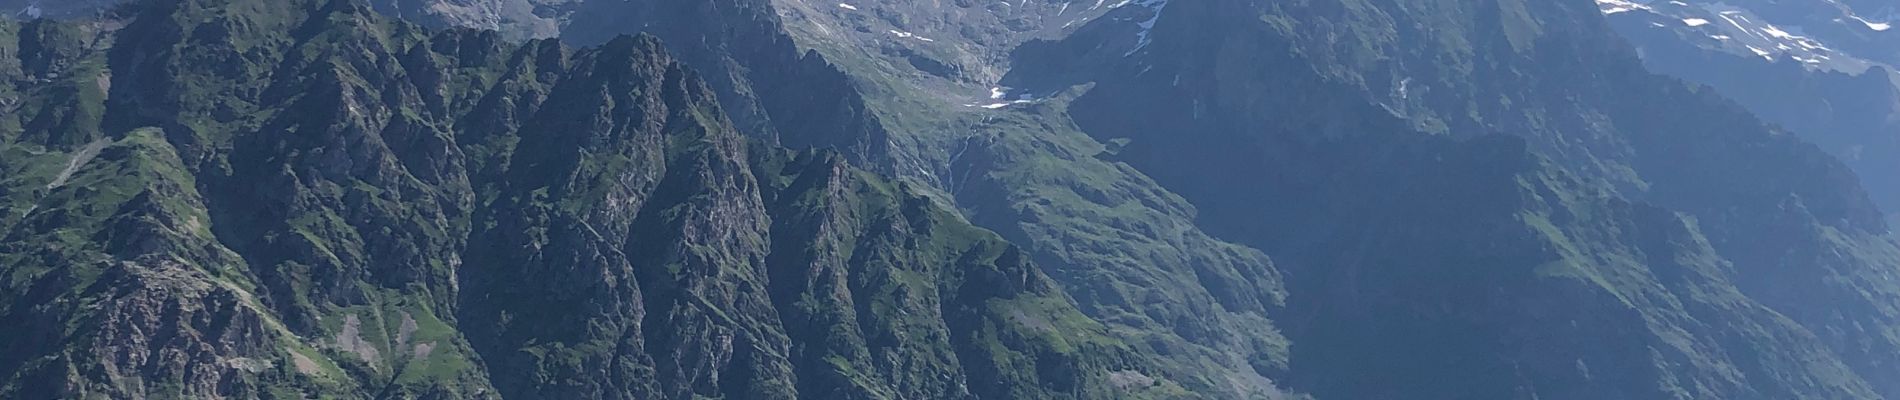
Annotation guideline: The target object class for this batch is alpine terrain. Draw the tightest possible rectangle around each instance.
[0,0,1897,399]
[1600,0,1900,223]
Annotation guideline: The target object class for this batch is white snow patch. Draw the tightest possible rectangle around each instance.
[1596,0,1651,14]
[837,3,858,10]
[1849,15,1892,31]
[1123,0,1171,57]
[1746,45,1773,60]
[1683,18,1710,27]
[888,30,936,42]
[1703,3,1836,57]
[1760,24,1797,40]
[966,91,1040,109]
[967,100,1035,109]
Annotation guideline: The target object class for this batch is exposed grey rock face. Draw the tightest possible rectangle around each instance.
[0,0,117,19]
[363,0,571,40]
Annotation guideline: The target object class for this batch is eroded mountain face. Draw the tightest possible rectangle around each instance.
[7,0,1900,399]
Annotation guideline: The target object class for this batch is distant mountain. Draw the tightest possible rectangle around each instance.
[1023,0,1900,397]
[6,0,1900,399]
[1601,0,1900,223]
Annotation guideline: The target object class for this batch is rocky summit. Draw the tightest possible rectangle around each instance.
[2,0,1899,399]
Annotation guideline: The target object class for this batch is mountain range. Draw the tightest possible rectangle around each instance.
[2,0,1898,399]
[1601,0,1900,224]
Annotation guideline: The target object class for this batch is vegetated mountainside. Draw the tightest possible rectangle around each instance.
[0,0,1195,398]
[0,0,1305,397]
[326,0,1305,397]
[1008,0,1900,398]
[1599,0,1900,224]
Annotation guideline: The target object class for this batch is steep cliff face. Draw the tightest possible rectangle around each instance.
[0,1,1179,398]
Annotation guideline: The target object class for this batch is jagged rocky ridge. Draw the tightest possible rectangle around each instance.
[0,1,1192,398]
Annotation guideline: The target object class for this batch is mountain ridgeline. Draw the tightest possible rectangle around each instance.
[4,0,1900,399]
[1601,0,1900,225]
[0,1,1185,398]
